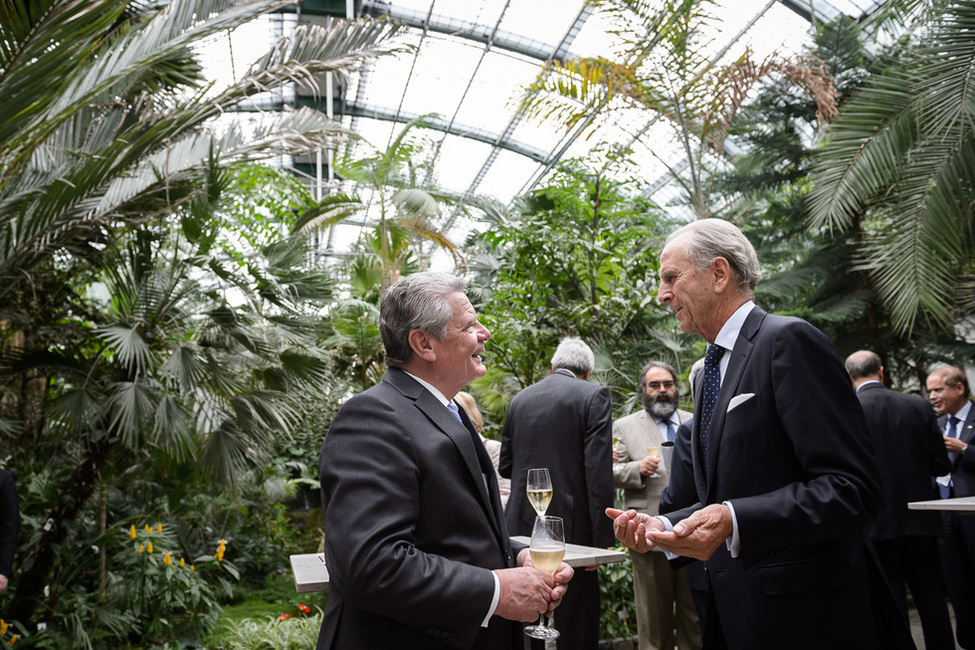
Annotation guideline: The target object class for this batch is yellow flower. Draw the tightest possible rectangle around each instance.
[7,634,16,646]
[0,619,8,636]
[144,524,150,532]
[129,525,136,539]
[179,557,185,567]
[190,565,195,571]
[147,542,153,554]
[138,543,144,553]
[163,553,172,566]
[216,539,227,562]
[157,523,162,533]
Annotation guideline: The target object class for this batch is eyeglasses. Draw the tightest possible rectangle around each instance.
[647,381,675,390]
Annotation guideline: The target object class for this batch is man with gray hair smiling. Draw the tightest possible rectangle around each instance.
[607,219,913,650]
[317,271,573,650]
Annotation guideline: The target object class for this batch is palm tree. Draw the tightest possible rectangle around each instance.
[0,0,408,299]
[294,116,468,292]
[806,0,975,336]
[0,0,407,628]
[518,0,837,219]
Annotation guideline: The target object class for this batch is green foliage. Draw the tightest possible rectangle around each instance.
[598,547,637,641]
[210,611,322,650]
[469,154,698,421]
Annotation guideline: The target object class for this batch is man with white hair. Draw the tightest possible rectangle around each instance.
[608,219,912,650]
[501,336,614,650]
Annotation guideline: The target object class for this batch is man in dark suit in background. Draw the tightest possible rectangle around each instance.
[608,219,911,650]
[501,336,614,650]
[0,469,17,595]
[317,272,573,650]
[926,365,975,649]
[846,350,954,650]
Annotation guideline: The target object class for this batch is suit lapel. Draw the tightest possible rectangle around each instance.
[384,370,505,544]
[700,306,767,500]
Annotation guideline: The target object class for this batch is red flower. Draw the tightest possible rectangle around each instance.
[278,614,290,621]
[298,604,310,614]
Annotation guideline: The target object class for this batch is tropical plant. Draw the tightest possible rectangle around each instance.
[0,0,407,299]
[0,0,407,635]
[294,116,469,293]
[518,0,837,219]
[807,0,975,337]
[468,153,693,421]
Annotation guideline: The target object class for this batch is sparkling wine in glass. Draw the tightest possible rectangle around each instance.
[524,516,565,640]
[526,468,553,517]
[646,446,661,478]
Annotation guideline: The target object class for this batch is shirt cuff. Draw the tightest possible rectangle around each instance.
[655,516,678,560]
[724,500,740,558]
[483,571,500,627]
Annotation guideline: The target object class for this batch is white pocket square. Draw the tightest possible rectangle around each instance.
[727,393,755,412]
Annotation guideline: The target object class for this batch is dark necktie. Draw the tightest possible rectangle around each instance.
[666,420,677,443]
[940,416,960,499]
[448,401,500,512]
[699,344,724,469]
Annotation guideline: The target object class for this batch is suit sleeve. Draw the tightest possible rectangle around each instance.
[659,423,699,515]
[320,394,496,646]
[0,471,17,578]
[612,420,644,489]
[925,409,952,477]
[584,387,615,548]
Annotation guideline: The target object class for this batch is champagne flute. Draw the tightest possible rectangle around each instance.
[646,446,661,478]
[526,468,553,517]
[524,516,565,640]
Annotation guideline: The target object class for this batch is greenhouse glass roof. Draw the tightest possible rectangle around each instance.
[202,0,891,254]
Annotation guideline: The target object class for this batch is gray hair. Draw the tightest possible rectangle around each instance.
[845,350,882,381]
[638,361,679,393]
[929,365,971,397]
[379,272,468,368]
[551,337,594,376]
[666,219,760,295]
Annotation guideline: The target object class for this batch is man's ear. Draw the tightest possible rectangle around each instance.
[711,257,732,294]
[408,329,437,362]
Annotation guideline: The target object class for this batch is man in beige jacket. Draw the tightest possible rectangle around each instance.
[613,361,701,650]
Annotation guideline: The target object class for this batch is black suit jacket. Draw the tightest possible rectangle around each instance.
[0,470,17,578]
[316,369,523,650]
[499,369,615,548]
[667,306,892,649]
[856,382,950,540]
[940,401,975,497]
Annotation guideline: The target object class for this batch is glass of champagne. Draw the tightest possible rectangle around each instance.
[527,468,553,517]
[646,446,661,478]
[524,515,565,640]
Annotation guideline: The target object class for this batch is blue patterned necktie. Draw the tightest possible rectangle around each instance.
[447,402,463,422]
[698,344,724,469]
[666,420,677,443]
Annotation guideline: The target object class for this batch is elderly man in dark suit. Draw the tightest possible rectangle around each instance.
[846,350,953,650]
[926,364,975,649]
[500,336,614,650]
[317,272,573,650]
[607,219,912,650]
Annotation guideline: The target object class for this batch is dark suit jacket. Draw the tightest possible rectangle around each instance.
[499,369,615,548]
[660,422,694,516]
[316,369,523,650]
[856,382,950,540]
[666,306,890,649]
[0,470,17,578]
[940,401,975,497]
